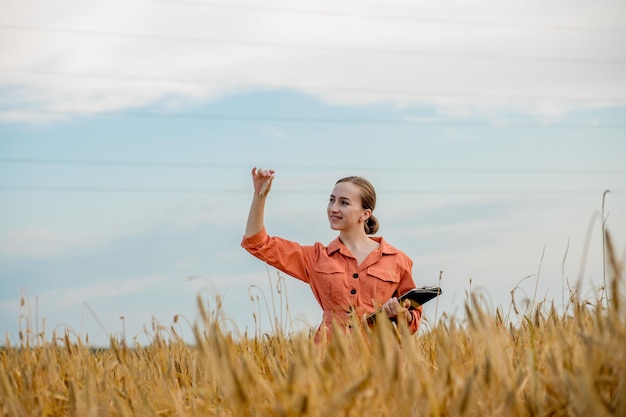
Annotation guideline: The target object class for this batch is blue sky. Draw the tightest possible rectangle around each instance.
[1,0,625,345]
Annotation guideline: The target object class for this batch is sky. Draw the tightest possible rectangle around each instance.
[1,0,625,346]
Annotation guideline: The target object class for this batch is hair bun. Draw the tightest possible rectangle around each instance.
[365,215,379,235]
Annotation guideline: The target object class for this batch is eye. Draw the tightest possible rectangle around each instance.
[341,200,349,205]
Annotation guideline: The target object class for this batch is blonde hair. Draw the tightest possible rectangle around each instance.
[335,176,379,235]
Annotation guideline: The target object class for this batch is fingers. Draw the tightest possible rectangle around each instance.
[252,167,275,178]
[251,167,275,197]
[382,297,401,318]
[258,176,274,197]
[382,297,412,319]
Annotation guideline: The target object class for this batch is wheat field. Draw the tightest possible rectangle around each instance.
[1,237,624,416]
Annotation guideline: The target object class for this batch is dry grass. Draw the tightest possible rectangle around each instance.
[1,234,625,416]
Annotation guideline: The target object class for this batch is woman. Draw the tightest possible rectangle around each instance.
[241,167,422,341]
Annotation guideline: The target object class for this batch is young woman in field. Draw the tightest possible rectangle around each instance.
[241,167,422,342]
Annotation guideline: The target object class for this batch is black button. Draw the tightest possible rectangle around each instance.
[352,273,359,278]
[350,289,357,295]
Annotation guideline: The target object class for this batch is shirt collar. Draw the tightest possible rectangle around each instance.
[327,236,398,256]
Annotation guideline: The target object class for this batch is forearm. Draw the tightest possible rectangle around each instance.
[245,195,267,238]
[244,167,274,238]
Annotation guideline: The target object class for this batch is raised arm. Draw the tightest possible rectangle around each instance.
[244,167,275,238]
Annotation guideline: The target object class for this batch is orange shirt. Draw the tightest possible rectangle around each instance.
[241,228,422,338]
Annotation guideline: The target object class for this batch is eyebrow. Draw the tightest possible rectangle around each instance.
[330,194,351,201]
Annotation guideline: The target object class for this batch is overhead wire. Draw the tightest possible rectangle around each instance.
[2,68,625,105]
[1,24,624,66]
[0,108,624,127]
[1,158,623,195]
[1,158,626,175]
[0,185,620,196]
[129,0,626,35]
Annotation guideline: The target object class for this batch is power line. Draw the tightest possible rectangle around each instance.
[2,68,625,105]
[128,0,626,35]
[1,109,624,128]
[1,24,624,66]
[0,185,238,194]
[0,185,620,195]
[1,158,625,175]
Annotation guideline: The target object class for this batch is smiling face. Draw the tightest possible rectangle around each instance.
[327,181,371,232]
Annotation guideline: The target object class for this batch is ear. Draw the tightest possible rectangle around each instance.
[361,209,372,222]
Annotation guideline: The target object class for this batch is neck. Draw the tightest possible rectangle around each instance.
[338,228,371,250]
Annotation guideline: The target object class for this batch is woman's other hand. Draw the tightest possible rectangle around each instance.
[382,297,412,324]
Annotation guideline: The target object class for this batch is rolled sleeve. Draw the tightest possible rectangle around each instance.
[241,227,270,251]
[409,306,422,334]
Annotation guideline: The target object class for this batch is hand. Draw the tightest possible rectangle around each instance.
[382,297,412,323]
[251,167,275,197]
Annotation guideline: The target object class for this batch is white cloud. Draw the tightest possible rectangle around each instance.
[1,0,625,121]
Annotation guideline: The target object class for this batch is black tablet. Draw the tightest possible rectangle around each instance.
[366,286,442,324]
[398,286,442,310]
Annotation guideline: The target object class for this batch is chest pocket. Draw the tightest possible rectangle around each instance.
[313,261,347,304]
[367,265,401,305]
